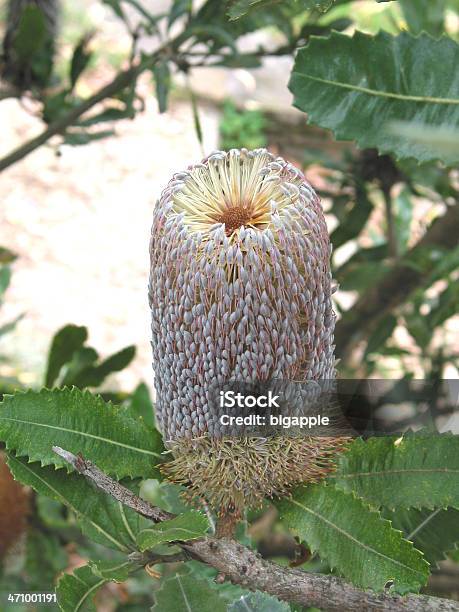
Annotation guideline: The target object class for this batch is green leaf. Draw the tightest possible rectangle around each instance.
[136,511,209,551]
[57,564,106,612]
[70,34,93,89]
[36,495,72,530]
[60,347,99,387]
[0,388,163,479]
[13,5,47,61]
[152,572,227,612]
[276,484,429,594]
[228,591,290,611]
[102,0,125,20]
[211,53,262,68]
[0,266,12,296]
[399,0,447,37]
[125,382,155,427]
[7,455,149,552]
[63,130,116,146]
[406,313,431,350]
[332,434,459,509]
[25,530,68,590]
[190,88,204,146]
[45,325,88,387]
[88,557,134,582]
[71,345,136,388]
[393,187,413,254]
[0,313,24,339]
[364,314,397,357]
[0,247,17,264]
[168,0,192,28]
[289,31,459,163]
[388,122,459,166]
[228,0,335,20]
[153,61,170,113]
[339,261,388,292]
[426,280,459,328]
[77,107,133,127]
[386,507,459,567]
[329,185,373,249]
[140,479,191,514]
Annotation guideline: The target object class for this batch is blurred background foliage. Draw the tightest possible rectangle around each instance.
[0,0,459,609]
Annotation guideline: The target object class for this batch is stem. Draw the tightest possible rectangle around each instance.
[0,28,190,173]
[53,447,459,612]
[383,185,398,259]
[0,62,143,172]
[52,446,173,522]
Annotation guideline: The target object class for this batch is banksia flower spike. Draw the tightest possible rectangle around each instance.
[149,148,347,515]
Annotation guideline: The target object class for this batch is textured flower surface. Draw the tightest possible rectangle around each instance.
[149,148,345,511]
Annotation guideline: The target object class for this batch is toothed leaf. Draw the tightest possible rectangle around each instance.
[332,434,459,510]
[386,507,459,567]
[56,564,106,612]
[0,388,163,479]
[7,454,149,552]
[289,31,459,164]
[276,484,429,594]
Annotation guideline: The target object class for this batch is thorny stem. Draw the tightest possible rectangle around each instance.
[53,446,459,612]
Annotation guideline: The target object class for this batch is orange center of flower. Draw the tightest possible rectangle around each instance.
[217,206,252,236]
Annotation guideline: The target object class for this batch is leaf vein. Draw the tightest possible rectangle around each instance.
[289,498,424,577]
[293,72,459,105]
[0,415,161,457]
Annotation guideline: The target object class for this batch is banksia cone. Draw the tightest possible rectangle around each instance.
[149,148,347,514]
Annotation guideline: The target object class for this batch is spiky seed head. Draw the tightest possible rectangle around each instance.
[149,148,346,512]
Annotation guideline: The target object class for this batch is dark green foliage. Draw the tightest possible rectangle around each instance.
[276,484,429,594]
[0,388,163,479]
[45,324,136,389]
[333,434,459,510]
[290,31,459,164]
[152,571,228,612]
[153,61,171,113]
[386,507,459,567]
[3,2,56,89]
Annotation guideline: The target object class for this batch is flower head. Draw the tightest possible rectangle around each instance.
[149,148,344,511]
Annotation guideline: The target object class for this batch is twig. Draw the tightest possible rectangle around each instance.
[0,27,189,174]
[52,446,173,522]
[383,185,398,259]
[53,446,459,612]
[0,62,145,173]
